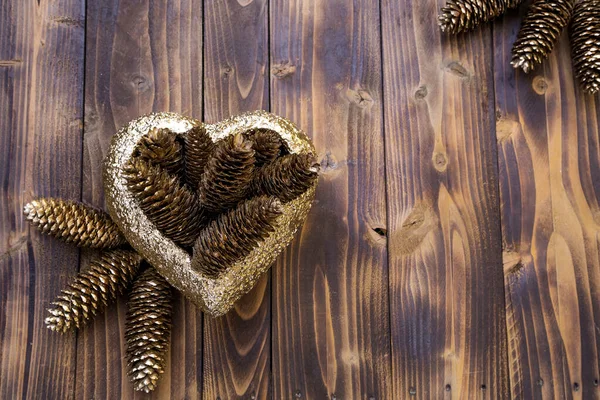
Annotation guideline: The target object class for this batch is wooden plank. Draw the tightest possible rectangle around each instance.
[493,8,600,400]
[77,1,203,398]
[270,1,391,398]
[201,1,271,398]
[381,0,509,398]
[0,0,85,399]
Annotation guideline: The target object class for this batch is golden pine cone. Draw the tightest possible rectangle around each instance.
[198,133,255,213]
[247,129,282,165]
[439,0,524,34]
[23,198,126,249]
[125,266,173,393]
[192,196,283,278]
[571,0,600,94]
[184,125,214,186]
[123,158,206,247]
[511,0,575,73]
[45,249,142,333]
[133,128,183,176]
[252,153,320,203]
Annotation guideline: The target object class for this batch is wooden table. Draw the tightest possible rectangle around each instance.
[1,0,599,399]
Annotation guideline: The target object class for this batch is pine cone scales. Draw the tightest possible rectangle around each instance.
[192,196,283,278]
[124,158,206,247]
[185,125,214,185]
[134,128,183,176]
[248,129,282,165]
[252,153,320,203]
[511,0,575,73]
[24,198,126,249]
[439,0,524,34]
[198,133,255,213]
[125,267,173,393]
[45,249,142,333]
[571,0,600,94]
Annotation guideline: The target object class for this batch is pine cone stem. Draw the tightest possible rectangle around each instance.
[24,198,126,249]
[439,0,524,34]
[511,0,575,73]
[198,133,255,213]
[571,0,600,94]
[45,249,142,333]
[252,153,319,203]
[192,196,283,278]
[124,159,206,247]
[125,266,173,393]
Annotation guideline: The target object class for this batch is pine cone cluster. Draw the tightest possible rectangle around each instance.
[45,249,141,333]
[24,198,125,248]
[439,0,524,34]
[125,266,173,393]
[511,0,575,73]
[25,119,318,393]
[571,0,600,94]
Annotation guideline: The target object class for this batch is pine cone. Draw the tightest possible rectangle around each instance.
[125,266,173,393]
[571,0,600,94]
[133,128,183,176]
[247,129,282,166]
[24,198,126,249]
[511,0,575,73]
[439,0,524,34]
[45,249,142,333]
[252,153,319,203]
[192,196,283,278]
[198,133,255,213]
[124,158,206,247]
[184,125,214,186]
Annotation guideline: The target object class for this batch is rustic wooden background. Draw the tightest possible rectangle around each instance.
[1,0,599,399]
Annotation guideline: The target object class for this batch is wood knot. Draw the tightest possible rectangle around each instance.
[320,152,338,173]
[221,65,234,77]
[532,76,548,95]
[391,203,437,255]
[414,85,428,100]
[271,62,296,78]
[346,89,374,109]
[496,118,521,143]
[444,61,469,79]
[130,74,151,91]
[433,152,448,172]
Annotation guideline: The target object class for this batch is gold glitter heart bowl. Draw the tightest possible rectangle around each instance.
[103,111,317,317]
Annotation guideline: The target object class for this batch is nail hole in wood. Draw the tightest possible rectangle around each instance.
[480,384,487,391]
[250,392,256,399]
[445,384,451,392]
[373,227,387,237]
[574,382,580,392]
[409,387,417,396]
[537,378,544,387]
[330,394,337,400]
[295,390,302,398]
[594,379,599,387]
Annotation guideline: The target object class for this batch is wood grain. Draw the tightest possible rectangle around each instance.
[381,0,509,398]
[270,1,391,398]
[77,1,203,398]
[201,0,271,398]
[0,0,85,399]
[494,7,600,400]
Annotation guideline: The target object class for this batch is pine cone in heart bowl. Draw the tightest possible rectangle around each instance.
[103,110,319,317]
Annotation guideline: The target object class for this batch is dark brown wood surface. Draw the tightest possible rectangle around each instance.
[1,0,600,399]
[381,1,509,398]
[494,6,600,400]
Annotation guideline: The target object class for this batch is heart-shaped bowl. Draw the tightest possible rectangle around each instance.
[103,111,317,317]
